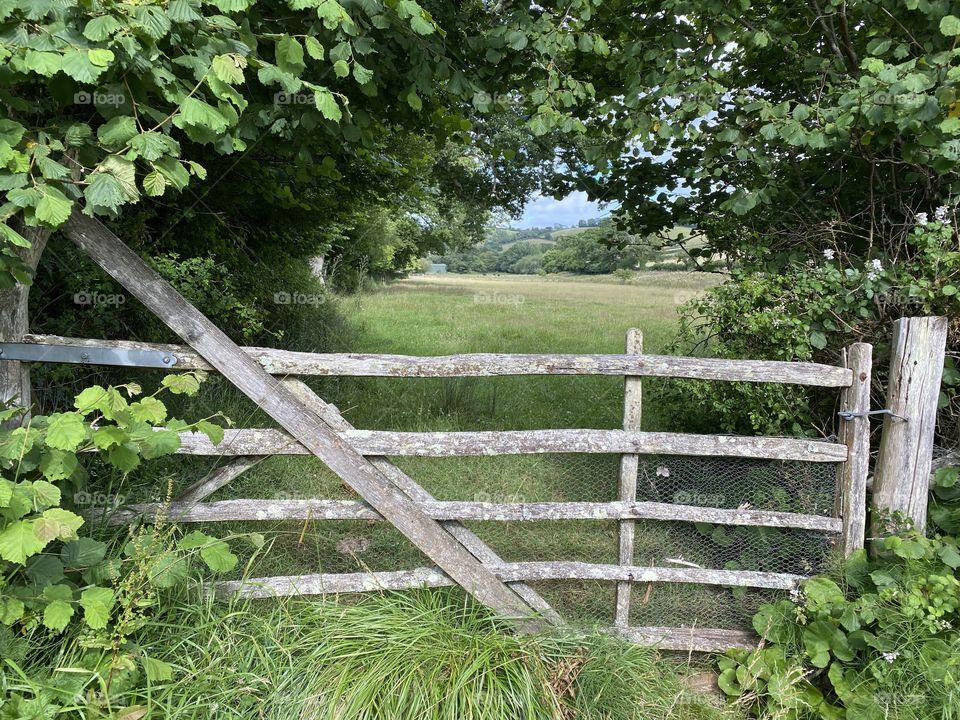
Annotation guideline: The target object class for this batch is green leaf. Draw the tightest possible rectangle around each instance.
[61,50,106,83]
[352,63,373,85]
[147,551,189,588]
[143,170,166,197]
[92,426,128,450]
[107,444,140,473]
[140,429,181,459]
[61,538,108,567]
[84,172,126,211]
[100,155,139,202]
[406,88,423,111]
[333,59,350,78]
[142,656,174,682]
[129,396,167,424]
[0,597,25,625]
[23,50,62,77]
[75,385,108,413]
[39,448,78,481]
[79,587,115,629]
[276,36,305,75]
[940,15,960,36]
[0,520,48,564]
[97,116,138,149]
[31,480,61,508]
[26,554,65,585]
[305,36,324,60]
[161,373,201,396]
[313,89,342,121]
[35,508,84,542]
[133,5,171,39]
[83,15,123,41]
[181,532,238,573]
[88,49,115,67]
[45,412,87,451]
[194,420,224,445]
[942,285,957,296]
[175,97,230,133]
[212,54,244,84]
[35,187,73,227]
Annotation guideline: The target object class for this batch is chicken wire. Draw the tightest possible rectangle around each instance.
[182,451,840,631]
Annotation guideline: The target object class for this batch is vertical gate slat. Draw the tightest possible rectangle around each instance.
[615,328,643,627]
[836,343,872,555]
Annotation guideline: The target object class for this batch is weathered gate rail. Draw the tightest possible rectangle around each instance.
[14,331,872,652]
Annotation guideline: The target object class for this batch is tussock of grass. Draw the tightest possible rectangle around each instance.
[101,590,739,720]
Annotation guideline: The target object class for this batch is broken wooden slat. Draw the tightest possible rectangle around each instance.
[170,427,848,462]
[616,328,643,627]
[216,562,804,599]
[63,211,541,628]
[173,456,263,504]
[21,333,853,386]
[111,498,841,533]
[280,379,561,624]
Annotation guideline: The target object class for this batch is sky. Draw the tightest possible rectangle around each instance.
[511,191,615,228]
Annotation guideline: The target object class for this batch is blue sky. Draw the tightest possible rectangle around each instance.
[512,191,614,228]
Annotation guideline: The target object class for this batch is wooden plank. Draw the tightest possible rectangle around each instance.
[872,317,948,534]
[216,562,805,599]
[63,211,541,629]
[107,498,842,532]
[836,344,872,555]
[173,457,263,504]
[610,626,758,653]
[280,379,561,624]
[21,333,853,387]
[170,428,849,462]
[616,328,642,627]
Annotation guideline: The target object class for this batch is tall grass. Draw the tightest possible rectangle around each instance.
[25,589,739,720]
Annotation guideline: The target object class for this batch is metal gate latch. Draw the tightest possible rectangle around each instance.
[838,409,906,422]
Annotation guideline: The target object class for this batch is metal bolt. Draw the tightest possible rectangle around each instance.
[163,356,171,364]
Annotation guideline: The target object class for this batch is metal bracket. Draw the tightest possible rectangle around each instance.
[0,342,178,369]
[838,408,906,422]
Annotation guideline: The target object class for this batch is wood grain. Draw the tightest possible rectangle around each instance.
[22,333,853,386]
[168,427,848,462]
[836,343,872,555]
[616,328,643,627]
[872,317,948,533]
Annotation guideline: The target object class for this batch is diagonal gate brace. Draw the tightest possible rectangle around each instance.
[63,211,542,631]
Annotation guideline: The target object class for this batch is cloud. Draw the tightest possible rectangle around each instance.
[513,192,617,228]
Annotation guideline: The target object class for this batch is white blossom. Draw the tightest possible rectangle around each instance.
[935,205,951,223]
[916,212,929,226]
[870,258,883,272]
[867,271,879,281]
[823,248,836,260]
[882,651,900,664]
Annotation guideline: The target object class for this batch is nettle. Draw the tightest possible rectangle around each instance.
[0,372,236,638]
[718,529,960,720]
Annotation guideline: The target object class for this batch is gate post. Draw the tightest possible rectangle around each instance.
[837,343,872,555]
[872,317,948,535]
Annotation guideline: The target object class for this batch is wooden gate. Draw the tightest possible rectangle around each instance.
[6,212,874,651]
